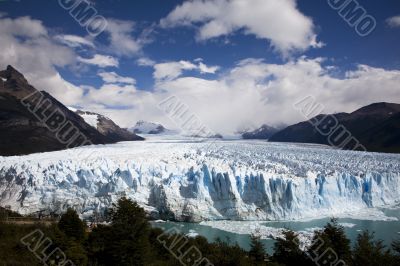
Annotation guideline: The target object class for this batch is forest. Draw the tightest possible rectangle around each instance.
[1,198,400,266]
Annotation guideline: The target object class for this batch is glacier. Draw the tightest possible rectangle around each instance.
[0,136,399,222]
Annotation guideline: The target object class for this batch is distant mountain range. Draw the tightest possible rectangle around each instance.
[0,65,142,156]
[269,102,400,153]
[1,65,399,155]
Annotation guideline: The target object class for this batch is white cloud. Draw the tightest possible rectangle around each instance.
[0,16,47,37]
[0,16,83,105]
[78,54,119,67]
[386,15,400,27]
[74,57,400,134]
[153,60,220,81]
[161,0,322,56]
[104,19,143,57]
[136,57,156,67]
[98,71,136,85]
[54,34,95,48]
[0,15,158,127]
[84,83,138,108]
[153,61,197,81]
[198,62,220,74]
[1,17,398,135]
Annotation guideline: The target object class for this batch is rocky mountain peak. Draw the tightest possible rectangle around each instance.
[241,124,278,140]
[0,65,27,83]
[0,65,34,97]
[130,120,170,134]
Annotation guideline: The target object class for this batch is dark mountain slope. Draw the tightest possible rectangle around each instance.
[241,124,279,140]
[269,102,400,153]
[0,65,142,156]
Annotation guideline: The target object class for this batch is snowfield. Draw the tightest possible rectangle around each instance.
[0,136,399,222]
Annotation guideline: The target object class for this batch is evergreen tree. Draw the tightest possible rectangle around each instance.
[392,239,400,265]
[307,218,351,265]
[87,224,114,265]
[209,237,252,266]
[392,239,400,255]
[353,230,392,266]
[109,197,151,266]
[249,233,267,265]
[58,208,86,242]
[273,230,308,266]
[64,239,88,266]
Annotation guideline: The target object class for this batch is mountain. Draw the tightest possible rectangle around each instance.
[269,102,400,153]
[75,110,143,142]
[0,65,142,156]
[241,124,279,140]
[129,120,172,134]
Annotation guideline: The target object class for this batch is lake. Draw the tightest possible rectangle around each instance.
[152,207,400,253]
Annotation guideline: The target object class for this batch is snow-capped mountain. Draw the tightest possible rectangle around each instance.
[129,120,172,134]
[241,124,279,140]
[0,138,399,222]
[75,110,143,142]
[75,110,99,128]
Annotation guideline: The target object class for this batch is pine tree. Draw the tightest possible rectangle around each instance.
[392,239,400,265]
[273,230,308,266]
[249,233,267,265]
[109,197,151,266]
[392,239,400,255]
[58,208,86,242]
[307,218,352,265]
[353,230,392,266]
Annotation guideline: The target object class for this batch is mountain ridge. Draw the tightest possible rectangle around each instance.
[0,65,143,156]
[241,124,279,140]
[75,110,143,142]
[269,102,400,153]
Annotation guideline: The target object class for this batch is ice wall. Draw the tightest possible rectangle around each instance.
[0,140,399,221]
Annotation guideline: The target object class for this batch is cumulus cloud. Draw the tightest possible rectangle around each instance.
[198,61,220,74]
[98,71,136,85]
[168,58,400,134]
[78,54,119,67]
[161,0,322,56]
[0,16,83,104]
[54,34,95,48]
[84,83,138,108]
[0,15,48,37]
[104,19,143,57]
[136,57,156,67]
[153,60,220,81]
[75,57,400,134]
[1,16,398,135]
[154,61,198,81]
[386,15,400,27]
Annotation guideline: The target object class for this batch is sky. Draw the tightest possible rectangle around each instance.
[0,0,399,134]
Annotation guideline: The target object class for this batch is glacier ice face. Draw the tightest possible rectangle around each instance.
[0,136,399,222]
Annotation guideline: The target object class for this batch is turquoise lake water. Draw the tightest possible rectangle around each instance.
[152,207,400,253]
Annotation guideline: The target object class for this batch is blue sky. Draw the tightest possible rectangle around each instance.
[0,0,399,134]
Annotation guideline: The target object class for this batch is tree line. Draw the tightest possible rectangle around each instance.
[1,198,399,266]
